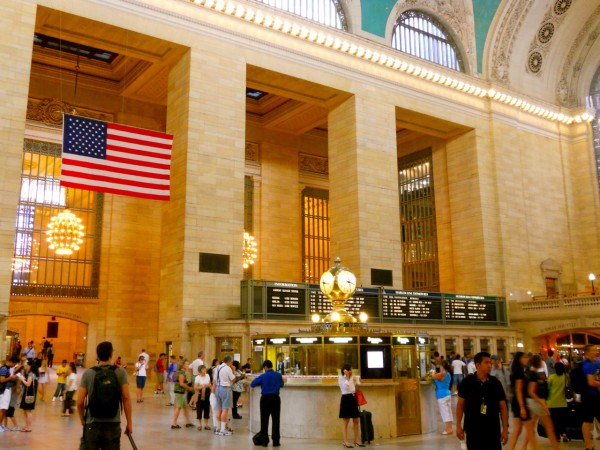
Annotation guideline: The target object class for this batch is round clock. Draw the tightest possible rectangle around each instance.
[337,270,356,295]
[319,271,335,295]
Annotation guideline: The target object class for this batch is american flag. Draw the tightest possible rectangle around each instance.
[60,114,173,201]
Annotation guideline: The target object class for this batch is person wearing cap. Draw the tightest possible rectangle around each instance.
[250,360,284,447]
[52,359,69,402]
[490,355,511,402]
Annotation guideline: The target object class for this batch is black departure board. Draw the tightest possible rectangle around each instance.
[241,280,507,326]
[266,283,306,314]
[308,285,379,319]
[444,294,497,322]
[382,290,443,320]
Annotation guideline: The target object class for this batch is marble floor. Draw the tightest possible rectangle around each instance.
[0,374,591,449]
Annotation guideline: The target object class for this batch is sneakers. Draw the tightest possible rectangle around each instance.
[0,425,7,432]
[52,397,56,402]
[216,430,233,436]
[59,396,63,402]
[10,426,20,431]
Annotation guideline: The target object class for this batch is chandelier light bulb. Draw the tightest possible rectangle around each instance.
[243,231,258,269]
[46,209,85,256]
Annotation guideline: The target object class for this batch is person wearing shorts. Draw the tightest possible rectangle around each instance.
[0,356,20,432]
[213,356,236,436]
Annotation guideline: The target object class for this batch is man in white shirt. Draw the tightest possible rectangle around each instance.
[213,355,236,436]
[189,351,205,377]
[138,349,150,367]
[451,354,466,395]
[467,358,476,374]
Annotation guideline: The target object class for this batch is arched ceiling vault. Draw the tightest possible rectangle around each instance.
[486,0,600,108]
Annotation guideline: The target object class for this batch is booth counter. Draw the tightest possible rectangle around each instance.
[247,376,398,440]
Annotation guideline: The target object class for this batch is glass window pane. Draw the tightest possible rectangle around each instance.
[391,10,463,72]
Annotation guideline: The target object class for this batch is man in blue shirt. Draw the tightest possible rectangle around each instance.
[251,359,284,447]
[581,345,600,450]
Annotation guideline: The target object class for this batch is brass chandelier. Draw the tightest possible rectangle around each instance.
[243,231,258,269]
[46,209,85,256]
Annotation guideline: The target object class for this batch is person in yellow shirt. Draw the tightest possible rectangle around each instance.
[52,360,69,402]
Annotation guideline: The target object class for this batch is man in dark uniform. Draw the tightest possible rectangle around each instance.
[456,351,508,450]
[250,359,284,447]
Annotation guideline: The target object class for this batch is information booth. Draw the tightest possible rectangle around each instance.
[249,332,428,438]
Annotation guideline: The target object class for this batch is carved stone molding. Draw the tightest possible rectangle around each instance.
[245,141,259,162]
[490,0,535,84]
[401,0,476,74]
[526,0,572,76]
[26,98,113,126]
[557,5,600,106]
[299,153,328,175]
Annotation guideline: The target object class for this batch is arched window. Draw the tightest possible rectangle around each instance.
[590,66,600,192]
[256,0,347,31]
[392,10,463,72]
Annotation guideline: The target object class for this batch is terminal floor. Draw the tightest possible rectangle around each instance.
[1,378,592,449]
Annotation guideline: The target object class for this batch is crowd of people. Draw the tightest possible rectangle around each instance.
[431,346,600,450]
[1,338,599,449]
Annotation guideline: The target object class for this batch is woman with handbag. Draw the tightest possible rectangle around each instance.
[526,355,560,450]
[338,364,365,448]
[171,359,194,429]
[547,362,569,442]
[194,365,212,430]
[432,360,453,435]
[17,359,38,432]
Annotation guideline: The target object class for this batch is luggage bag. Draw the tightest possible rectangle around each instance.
[359,409,374,444]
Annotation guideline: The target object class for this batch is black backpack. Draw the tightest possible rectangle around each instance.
[570,362,587,395]
[88,365,122,419]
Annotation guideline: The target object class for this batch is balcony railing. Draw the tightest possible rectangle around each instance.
[508,295,600,322]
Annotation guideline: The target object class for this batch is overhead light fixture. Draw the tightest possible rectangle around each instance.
[46,209,85,256]
[243,231,258,269]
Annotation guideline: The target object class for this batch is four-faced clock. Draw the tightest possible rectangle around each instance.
[336,270,357,295]
[319,271,335,295]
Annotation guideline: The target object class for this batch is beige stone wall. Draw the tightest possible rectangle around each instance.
[328,96,403,286]
[0,1,37,357]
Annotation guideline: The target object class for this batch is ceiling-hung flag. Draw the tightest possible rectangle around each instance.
[61,114,173,201]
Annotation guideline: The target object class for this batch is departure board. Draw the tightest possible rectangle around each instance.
[382,290,443,320]
[266,283,306,314]
[308,285,379,318]
[444,294,497,322]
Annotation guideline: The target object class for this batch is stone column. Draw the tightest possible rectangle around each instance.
[328,96,402,287]
[0,2,36,357]
[161,47,246,351]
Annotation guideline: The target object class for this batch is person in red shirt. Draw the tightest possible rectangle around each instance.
[154,353,167,395]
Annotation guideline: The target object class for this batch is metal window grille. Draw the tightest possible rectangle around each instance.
[302,187,330,283]
[398,150,440,291]
[391,10,463,72]
[255,0,347,30]
[11,139,102,298]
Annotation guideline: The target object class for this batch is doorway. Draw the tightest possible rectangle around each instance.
[7,315,88,366]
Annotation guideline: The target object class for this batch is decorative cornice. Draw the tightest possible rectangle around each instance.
[490,0,535,84]
[245,141,259,161]
[299,153,328,175]
[557,4,600,106]
[26,98,113,126]
[526,0,572,77]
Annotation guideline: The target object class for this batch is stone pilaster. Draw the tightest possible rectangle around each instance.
[328,96,402,287]
[161,46,246,351]
[0,1,36,356]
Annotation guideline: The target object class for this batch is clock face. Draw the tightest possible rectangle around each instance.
[337,270,357,295]
[319,271,335,295]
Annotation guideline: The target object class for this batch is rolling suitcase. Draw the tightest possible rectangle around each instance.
[359,409,374,444]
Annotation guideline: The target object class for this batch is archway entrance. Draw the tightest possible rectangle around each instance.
[7,315,88,367]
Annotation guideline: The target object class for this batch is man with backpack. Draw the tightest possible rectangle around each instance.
[580,345,600,450]
[77,341,132,449]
